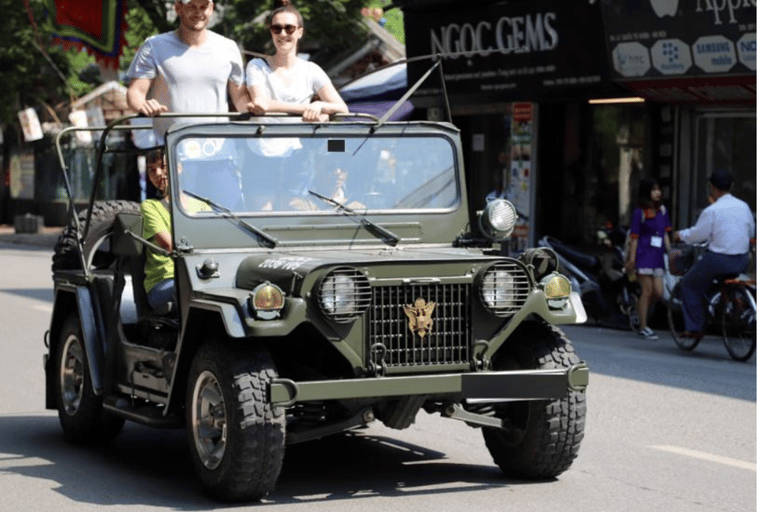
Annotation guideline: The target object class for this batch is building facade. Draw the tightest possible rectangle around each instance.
[392,0,756,248]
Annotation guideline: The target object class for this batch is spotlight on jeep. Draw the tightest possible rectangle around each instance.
[478,199,517,241]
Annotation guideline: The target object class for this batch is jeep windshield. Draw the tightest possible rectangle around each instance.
[171,132,459,216]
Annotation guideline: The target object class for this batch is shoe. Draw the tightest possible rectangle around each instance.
[638,327,659,340]
[680,331,704,341]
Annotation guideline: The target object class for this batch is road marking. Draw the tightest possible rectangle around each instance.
[32,304,52,313]
[651,445,756,471]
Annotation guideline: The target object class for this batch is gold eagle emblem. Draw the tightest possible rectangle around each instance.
[403,298,436,339]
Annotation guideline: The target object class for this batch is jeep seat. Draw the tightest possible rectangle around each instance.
[113,213,176,321]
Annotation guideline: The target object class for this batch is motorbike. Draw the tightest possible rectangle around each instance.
[538,224,640,330]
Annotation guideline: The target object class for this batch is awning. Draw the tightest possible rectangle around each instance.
[340,62,411,121]
[340,61,407,102]
[345,100,414,121]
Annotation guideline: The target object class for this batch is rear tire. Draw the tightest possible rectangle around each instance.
[668,283,701,351]
[721,284,756,362]
[52,200,141,272]
[482,321,586,479]
[187,343,286,502]
[55,314,124,444]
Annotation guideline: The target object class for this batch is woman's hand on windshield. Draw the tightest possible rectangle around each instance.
[302,102,328,122]
[247,97,270,116]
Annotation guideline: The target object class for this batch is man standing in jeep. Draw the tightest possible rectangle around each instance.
[126,0,249,141]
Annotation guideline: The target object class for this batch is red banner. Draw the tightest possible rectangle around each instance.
[45,0,128,69]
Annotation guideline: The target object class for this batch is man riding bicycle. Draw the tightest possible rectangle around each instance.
[672,169,755,341]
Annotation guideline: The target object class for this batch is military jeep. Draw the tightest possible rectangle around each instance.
[46,113,589,502]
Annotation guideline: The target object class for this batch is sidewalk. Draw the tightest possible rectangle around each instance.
[0,224,62,249]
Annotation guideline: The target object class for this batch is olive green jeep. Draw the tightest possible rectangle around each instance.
[46,113,588,502]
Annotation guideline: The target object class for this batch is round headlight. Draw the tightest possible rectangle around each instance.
[317,267,371,323]
[249,282,285,320]
[522,247,559,280]
[479,262,530,317]
[479,199,517,241]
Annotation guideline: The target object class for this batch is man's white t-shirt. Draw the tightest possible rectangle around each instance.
[128,30,244,141]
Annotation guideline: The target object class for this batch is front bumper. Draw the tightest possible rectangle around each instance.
[269,364,589,408]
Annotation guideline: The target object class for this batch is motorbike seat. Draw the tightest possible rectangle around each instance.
[548,238,601,271]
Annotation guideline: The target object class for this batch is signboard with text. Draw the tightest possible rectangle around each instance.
[403,0,611,101]
[601,0,755,101]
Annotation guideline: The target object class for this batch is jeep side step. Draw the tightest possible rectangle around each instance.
[103,396,183,428]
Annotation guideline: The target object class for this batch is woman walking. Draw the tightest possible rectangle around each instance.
[625,179,672,340]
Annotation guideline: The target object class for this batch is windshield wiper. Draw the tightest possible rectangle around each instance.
[182,190,278,249]
[308,190,399,247]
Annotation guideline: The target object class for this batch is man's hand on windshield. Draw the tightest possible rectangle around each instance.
[137,99,169,117]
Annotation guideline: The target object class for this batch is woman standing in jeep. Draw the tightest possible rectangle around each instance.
[245,4,347,121]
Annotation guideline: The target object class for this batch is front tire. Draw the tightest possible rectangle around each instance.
[482,321,586,479]
[55,314,124,444]
[187,343,286,502]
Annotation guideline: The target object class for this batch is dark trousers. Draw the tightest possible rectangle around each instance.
[680,250,750,332]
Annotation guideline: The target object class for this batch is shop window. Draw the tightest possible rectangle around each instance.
[589,105,649,234]
[692,112,756,222]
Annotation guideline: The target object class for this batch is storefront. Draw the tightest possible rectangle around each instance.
[392,0,756,247]
[601,0,756,229]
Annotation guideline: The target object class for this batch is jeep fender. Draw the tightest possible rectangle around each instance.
[49,285,105,396]
[188,299,246,338]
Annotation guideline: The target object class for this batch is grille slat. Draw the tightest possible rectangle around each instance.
[368,283,471,368]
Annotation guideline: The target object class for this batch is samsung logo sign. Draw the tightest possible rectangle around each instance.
[430,12,559,58]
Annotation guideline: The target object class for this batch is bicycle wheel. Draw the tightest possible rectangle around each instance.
[721,284,756,362]
[667,283,701,351]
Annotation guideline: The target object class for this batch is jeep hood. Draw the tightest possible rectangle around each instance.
[235,246,505,291]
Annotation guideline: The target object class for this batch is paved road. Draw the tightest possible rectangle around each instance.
[0,240,758,511]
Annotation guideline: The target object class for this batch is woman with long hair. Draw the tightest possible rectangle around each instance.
[625,178,672,340]
[245,4,348,121]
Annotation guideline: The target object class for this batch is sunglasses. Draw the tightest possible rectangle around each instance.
[270,24,298,35]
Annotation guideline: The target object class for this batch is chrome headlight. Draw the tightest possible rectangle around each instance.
[541,273,572,310]
[479,199,517,241]
[317,267,371,323]
[479,262,530,317]
[522,247,559,280]
[248,282,285,320]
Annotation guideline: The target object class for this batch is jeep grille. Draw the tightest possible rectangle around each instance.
[367,283,471,368]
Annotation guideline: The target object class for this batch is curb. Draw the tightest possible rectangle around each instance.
[0,226,62,249]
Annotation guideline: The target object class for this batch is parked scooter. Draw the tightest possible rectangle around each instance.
[539,224,640,329]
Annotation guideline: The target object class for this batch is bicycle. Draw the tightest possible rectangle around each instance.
[665,244,757,362]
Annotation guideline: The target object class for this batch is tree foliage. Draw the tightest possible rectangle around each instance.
[1,0,373,130]
[0,0,92,127]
